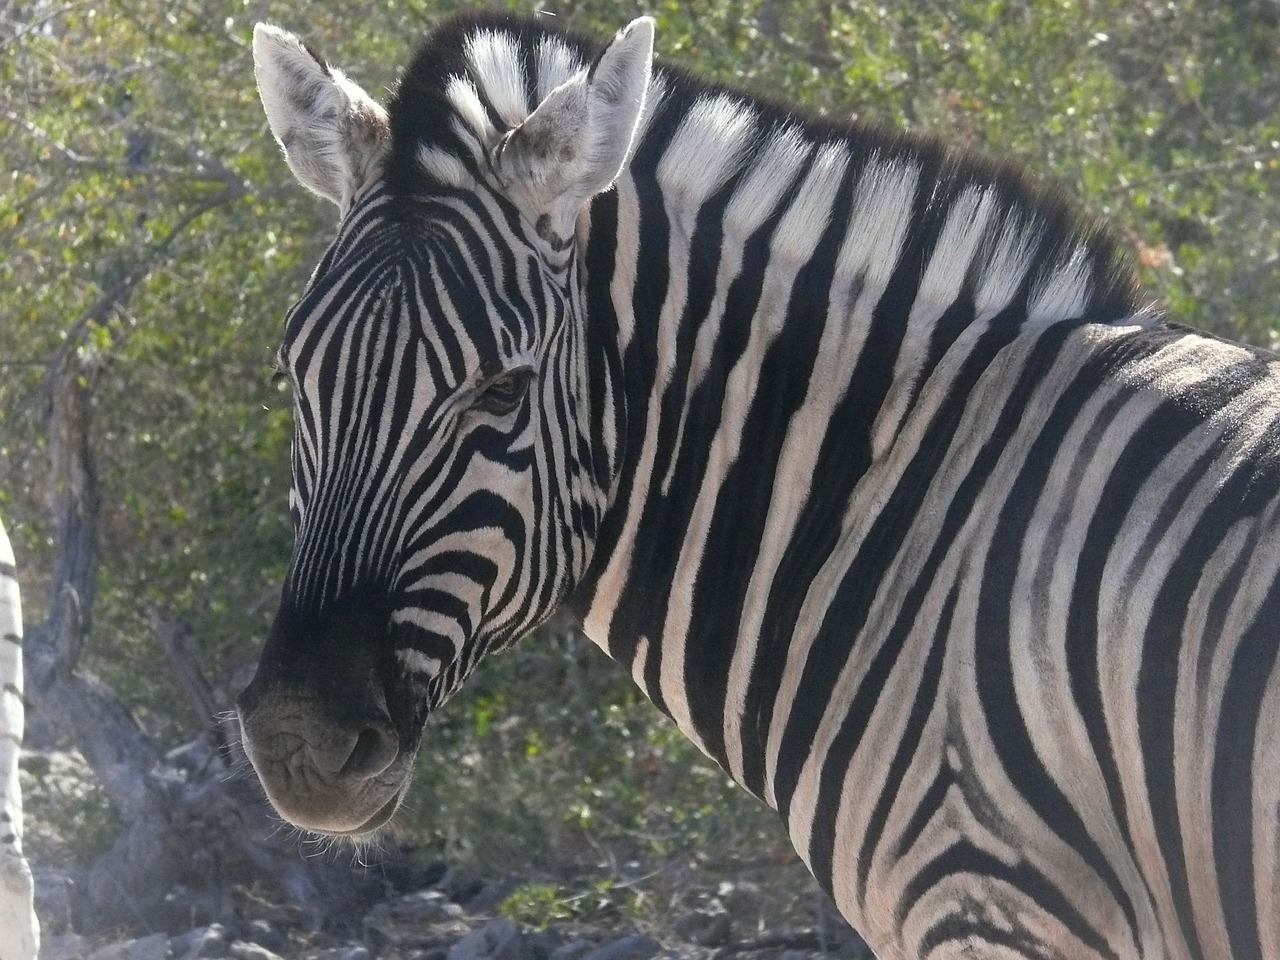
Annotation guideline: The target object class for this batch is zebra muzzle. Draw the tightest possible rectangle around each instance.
[237,680,412,836]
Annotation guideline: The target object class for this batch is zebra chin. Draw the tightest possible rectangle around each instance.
[265,777,411,839]
[260,776,410,838]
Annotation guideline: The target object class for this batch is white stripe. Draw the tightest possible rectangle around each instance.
[535,36,582,100]
[656,94,756,205]
[396,646,444,679]
[446,76,498,151]
[416,145,470,187]
[466,31,529,129]
[1028,241,1092,322]
[721,156,918,782]
[871,185,998,459]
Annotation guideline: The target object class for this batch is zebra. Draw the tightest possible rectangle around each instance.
[0,518,38,960]
[237,12,1280,960]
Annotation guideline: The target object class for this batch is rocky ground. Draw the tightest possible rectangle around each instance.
[35,856,872,960]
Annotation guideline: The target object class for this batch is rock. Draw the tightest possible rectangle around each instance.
[33,868,78,935]
[446,918,524,960]
[841,931,875,958]
[229,941,287,960]
[440,866,485,905]
[521,929,563,960]
[363,889,470,949]
[382,855,448,893]
[41,933,89,960]
[170,923,233,959]
[579,935,660,960]
[83,934,170,960]
[716,880,763,918]
[155,885,233,933]
[243,919,288,954]
[777,952,810,960]
[84,943,130,960]
[463,878,519,916]
[673,908,731,946]
[369,889,466,925]
[314,948,370,960]
[130,933,173,960]
[546,941,593,960]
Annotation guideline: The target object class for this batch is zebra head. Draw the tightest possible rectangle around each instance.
[236,17,654,836]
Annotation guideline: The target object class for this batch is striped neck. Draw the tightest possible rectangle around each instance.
[567,70,1143,766]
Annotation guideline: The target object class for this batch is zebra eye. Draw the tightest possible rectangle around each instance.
[475,367,533,415]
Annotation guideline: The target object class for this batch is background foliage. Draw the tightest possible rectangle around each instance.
[1,0,1277,924]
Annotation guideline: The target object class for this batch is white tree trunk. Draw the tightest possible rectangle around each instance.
[0,518,38,960]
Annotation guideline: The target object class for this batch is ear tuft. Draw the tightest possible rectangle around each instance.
[253,23,389,210]
[495,17,655,240]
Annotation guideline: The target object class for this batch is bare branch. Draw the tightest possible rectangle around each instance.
[155,612,221,726]
[0,109,115,170]
[0,0,94,52]
[41,184,248,375]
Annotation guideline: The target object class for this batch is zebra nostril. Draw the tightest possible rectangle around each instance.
[335,722,399,780]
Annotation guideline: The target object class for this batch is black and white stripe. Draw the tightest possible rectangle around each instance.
[244,13,1280,957]
[0,518,39,960]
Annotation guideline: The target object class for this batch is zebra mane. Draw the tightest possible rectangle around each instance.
[384,12,1141,325]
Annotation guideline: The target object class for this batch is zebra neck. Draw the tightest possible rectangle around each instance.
[566,79,1142,784]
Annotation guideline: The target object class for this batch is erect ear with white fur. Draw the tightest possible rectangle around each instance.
[495,17,654,241]
[253,23,389,210]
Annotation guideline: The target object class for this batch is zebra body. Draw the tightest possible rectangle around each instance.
[0,519,38,960]
[240,14,1280,959]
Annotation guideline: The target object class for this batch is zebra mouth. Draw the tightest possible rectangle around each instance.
[315,784,406,838]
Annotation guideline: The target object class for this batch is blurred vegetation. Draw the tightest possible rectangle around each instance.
[1,0,1277,923]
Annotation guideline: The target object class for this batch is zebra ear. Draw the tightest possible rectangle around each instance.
[253,23,389,210]
[496,17,654,240]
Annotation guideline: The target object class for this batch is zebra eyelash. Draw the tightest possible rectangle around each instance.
[269,353,292,388]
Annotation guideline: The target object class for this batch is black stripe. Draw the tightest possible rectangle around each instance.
[912,844,1117,960]
[974,336,1150,944]
[1135,439,1254,960]
[803,325,1073,894]
[683,156,848,768]
[1211,520,1280,960]
[585,117,678,707]
[768,316,1053,822]
[1059,337,1260,953]
[850,582,956,906]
